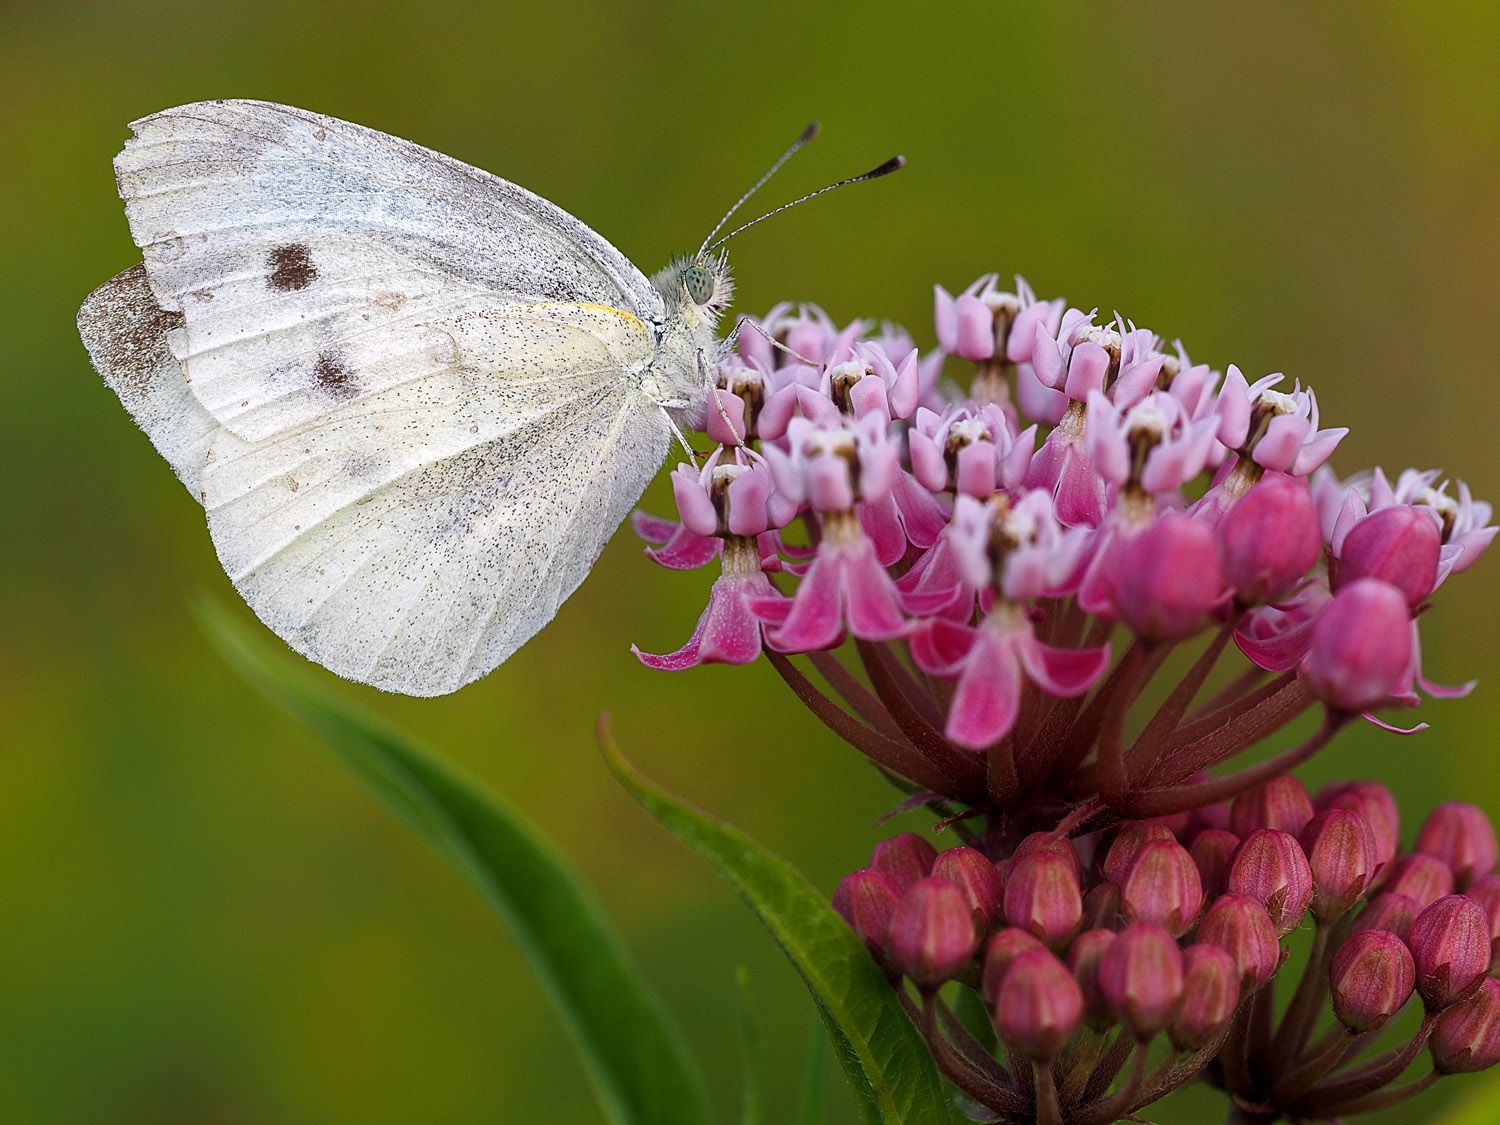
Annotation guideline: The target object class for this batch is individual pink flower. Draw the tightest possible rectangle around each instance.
[1085,390,1218,495]
[907,404,1035,499]
[934,276,1001,361]
[1030,308,1112,401]
[1108,513,1227,641]
[1217,473,1322,605]
[945,491,1092,600]
[1300,578,1415,714]
[822,342,920,425]
[633,538,777,669]
[704,357,772,445]
[754,361,842,440]
[738,301,848,369]
[911,602,1110,750]
[909,493,1107,748]
[668,449,798,542]
[1213,368,1347,476]
[1025,404,1107,528]
[751,417,907,650]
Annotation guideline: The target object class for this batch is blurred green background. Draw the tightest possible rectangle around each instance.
[4,2,1500,1122]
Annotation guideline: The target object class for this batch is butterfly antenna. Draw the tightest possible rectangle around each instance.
[697,122,820,259]
[706,155,905,253]
[734,315,820,367]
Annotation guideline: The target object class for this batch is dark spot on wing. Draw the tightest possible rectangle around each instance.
[267,243,318,292]
[78,264,186,396]
[314,350,357,400]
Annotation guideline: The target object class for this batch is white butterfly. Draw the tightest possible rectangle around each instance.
[79,100,898,696]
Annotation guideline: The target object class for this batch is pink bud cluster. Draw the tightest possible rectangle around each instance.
[633,275,1493,823]
[835,784,1500,1121]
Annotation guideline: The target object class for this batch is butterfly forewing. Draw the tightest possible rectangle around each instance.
[83,101,686,694]
[116,100,664,442]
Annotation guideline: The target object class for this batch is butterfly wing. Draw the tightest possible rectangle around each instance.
[84,102,681,695]
[114,99,664,441]
[81,266,672,695]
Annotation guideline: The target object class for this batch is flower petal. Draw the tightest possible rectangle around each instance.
[1017,636,1112,697]
[645,526,721,570]
[909,617,977,676]
[768,548,847,651]
[945,629,1023,749]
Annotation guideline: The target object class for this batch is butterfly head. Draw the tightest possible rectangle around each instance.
[653,251,734,329]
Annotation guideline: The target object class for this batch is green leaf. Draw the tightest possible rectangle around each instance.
[951,984,996,1054]
[196,599,711,1125]
[600,719,956,1125]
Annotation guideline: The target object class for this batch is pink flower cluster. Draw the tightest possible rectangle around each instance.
[630,273,1496,1122]
[633,276,1493,817]
[836,782,1500,1121]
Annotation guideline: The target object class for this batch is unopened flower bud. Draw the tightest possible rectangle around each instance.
[1384,854,1455,911]
[1231,775,1314,837]
[931,846,1005,933]
[1409,894,1492,1009]
[1120,839,1203,937]
[982,927,1047,1007]
[1301,578,1414,713]
[1226,829,1314,936]
[833,867,902,970]
[1350,893,1421,943]
[1197,894,1281,990]
[1330,930,1416,1032]
[1432,978,1500,1073]
[1098,923,1185,1038]
[993,948,1084,1059]
[1013,831,1083,883]
[1113,514,1226,641]
[1301,809,1377,923]
[1170,944,1241,1049]
[1220,474,1321,604]
[871,833,937,893]
[1004,851,1083,949]
[886,877,979,989]
[1319,781,1400,881]
[1103,821,1177,886]
[1190,829,1241,899]
[1416,803,1499,891]
[1068,929,1118,1029]
[1338,504,1441,610]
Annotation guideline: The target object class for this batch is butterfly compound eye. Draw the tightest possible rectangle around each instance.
[683,263,715,305]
